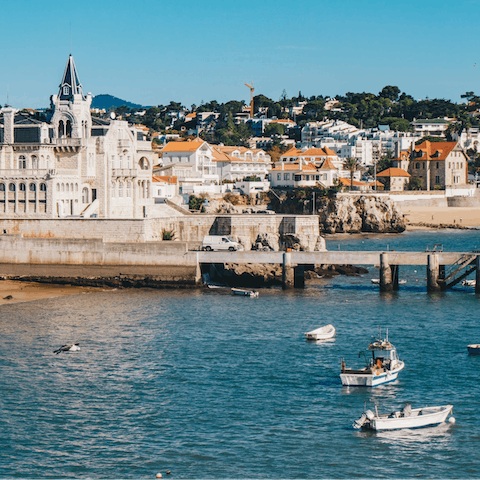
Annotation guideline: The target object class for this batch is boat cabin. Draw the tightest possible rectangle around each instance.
[367,340,398,367]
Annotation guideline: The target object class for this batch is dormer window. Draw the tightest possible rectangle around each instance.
[63,86,69,96]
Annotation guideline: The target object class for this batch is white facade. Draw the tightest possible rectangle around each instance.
[0,55,155,219]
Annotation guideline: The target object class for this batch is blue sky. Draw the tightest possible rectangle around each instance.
[2,0,480,109]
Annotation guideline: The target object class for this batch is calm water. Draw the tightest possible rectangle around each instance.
[1,230,480,479]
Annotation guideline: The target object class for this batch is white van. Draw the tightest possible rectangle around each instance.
[202,235,243,251]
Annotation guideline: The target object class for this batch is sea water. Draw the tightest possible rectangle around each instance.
[1,229,479,479]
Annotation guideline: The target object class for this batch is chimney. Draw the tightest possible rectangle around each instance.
[2,107,16,144]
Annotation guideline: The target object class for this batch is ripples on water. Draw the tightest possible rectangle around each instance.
[1,230,480,478]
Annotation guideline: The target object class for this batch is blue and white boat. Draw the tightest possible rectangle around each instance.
[340,330,404,387]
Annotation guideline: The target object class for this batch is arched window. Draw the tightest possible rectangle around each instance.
[19,183,26,191]
[40,183,46,192]
[30,183,36,192]
[139,157,149,170]
[66,184,69,193]
[19,156,26,169]
[118,182,123,197]
[56,183,60,192]
[58,120,64,138]
[82,187,89,204]
[9,183,15,192]
[31,155,38,169]
[415,163,420,169]
[0,184,5,192]
[126,182,131,197]
[66,120,72,138]
[61,183,65,192]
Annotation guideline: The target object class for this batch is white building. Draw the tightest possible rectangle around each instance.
[212,146,271,182]
[156,140,219,194]
[0,55,155,219]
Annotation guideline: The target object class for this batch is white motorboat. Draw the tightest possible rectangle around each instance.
[340,329,404,387]
[231,288,259,297]
[353,403,454,431]
[305,324,336,341]
[462,279,476,287]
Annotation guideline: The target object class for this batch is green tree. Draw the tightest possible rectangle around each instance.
[343,157,362,191]
[264,123,285,136]
[379,85,401,102]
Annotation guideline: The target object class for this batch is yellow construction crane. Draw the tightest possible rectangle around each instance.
[245,82,254,118]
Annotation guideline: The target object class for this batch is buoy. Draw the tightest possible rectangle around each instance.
[449,416,456,424]
[156,474,162,478]
[166,471,171,475]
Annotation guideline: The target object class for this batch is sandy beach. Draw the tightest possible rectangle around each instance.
[0,280,102,306]
[403,206,480,229]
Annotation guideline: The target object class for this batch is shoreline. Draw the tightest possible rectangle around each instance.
[0,280,105,306]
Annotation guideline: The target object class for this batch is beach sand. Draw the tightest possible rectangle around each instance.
[402,206,480,228]
[0,280,102,306]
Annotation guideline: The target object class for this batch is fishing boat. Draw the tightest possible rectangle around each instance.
[467,344,480,355]
[305,324,336,341]
[231,288,259,297]
[353,403,454,431]
[340,329,405,387]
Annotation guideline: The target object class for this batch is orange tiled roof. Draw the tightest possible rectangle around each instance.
[152,175,177,184]
[414,140,458,161]
[319,158,337,170]
[162,140,205,153]
[338,177,369,186]
[376,167,410,178]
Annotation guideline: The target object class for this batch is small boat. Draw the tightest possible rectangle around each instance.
[371,279,406,285]
[353,403,454,431]
[467,344,480,355]
[231,288,259,297]
[462,279,476,287]
[340,329,405,387]
[305,324,336,341]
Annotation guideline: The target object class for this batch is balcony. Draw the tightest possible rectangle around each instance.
[112,168,137,178]
[0,169,49,178]
[54,137,84,152]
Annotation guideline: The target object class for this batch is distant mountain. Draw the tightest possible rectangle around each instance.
[92,94,143,110]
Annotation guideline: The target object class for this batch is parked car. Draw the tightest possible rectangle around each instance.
[202,235,243,251]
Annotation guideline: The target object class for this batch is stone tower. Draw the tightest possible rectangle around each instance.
[50,55,92,139]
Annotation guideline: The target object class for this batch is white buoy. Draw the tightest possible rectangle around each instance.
[156,474,162,478]
[449,416,456,424]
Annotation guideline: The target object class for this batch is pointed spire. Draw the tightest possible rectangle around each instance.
[58,55,83,100]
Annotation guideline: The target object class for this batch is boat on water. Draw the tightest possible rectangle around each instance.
[467,344,480,355]
[305,324,336,341]
[462,279,476,287]
[353,403,454,431]
[231,288,259,297]
[371,279,406,285]
[340,329,405,387]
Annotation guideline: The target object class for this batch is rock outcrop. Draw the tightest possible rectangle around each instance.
[317,195,406,234]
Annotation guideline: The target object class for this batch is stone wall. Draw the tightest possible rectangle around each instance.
[0,215,321,251]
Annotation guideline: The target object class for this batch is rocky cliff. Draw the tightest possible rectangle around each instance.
[317,195,406,234]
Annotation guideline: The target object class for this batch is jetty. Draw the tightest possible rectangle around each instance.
[0,234,478,293]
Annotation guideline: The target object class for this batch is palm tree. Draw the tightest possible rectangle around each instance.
[343,157,362,191]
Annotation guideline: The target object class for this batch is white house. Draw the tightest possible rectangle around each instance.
[156,139,219,194]
[212,145,271,182]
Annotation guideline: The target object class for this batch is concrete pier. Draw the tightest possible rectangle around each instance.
[282,252,294,290]
[380,253,393,292]
[427,254,441,292]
